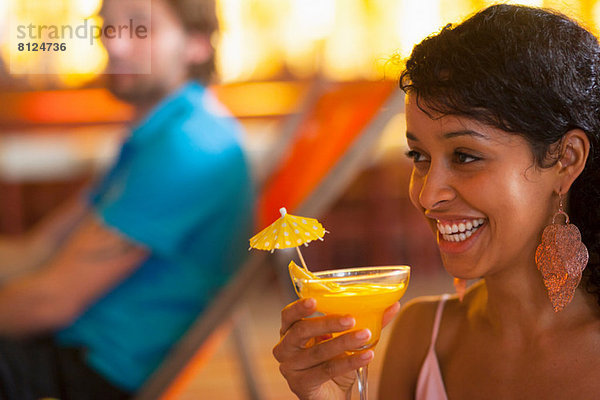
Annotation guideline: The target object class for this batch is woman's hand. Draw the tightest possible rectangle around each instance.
[273,298,401,400]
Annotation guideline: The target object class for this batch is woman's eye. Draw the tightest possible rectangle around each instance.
[454,151,479,164]
[405,150,428,163]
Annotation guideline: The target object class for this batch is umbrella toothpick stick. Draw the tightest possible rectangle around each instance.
[295,247,308,270]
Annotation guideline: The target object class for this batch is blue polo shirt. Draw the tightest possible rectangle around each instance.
[56,82,254,391]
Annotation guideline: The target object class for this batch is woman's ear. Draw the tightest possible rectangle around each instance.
[555,129,590,193]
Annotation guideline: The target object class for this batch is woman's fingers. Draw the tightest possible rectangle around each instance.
[282,314,356,349]
[279,298,317,337]
[382,301,401,328]
[315,350,374,382]
[282,349,374,396]
[274,299,382,400]
[275,298,373,367]
[274,312,360,362]
[285,327,372,369]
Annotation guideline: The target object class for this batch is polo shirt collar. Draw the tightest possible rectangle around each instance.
[129,82,206,146]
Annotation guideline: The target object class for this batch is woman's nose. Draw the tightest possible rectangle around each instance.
[417,165,455,210]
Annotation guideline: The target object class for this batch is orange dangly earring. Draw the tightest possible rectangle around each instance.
[454,278,467,302]
[535,193,589,312]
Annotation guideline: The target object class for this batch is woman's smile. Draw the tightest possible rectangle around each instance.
[437,218,486,241]
[435,217,487,254]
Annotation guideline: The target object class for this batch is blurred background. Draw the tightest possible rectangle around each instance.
[1,0,599,398]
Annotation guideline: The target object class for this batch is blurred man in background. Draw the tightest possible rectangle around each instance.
[0,0,254,398]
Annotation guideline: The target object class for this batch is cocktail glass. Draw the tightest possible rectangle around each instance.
[289,263,410,400]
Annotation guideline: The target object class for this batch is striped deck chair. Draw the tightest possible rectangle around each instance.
[135,79,403,400]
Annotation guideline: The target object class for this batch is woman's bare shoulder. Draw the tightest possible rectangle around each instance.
[399,295,449,324]
[378,294,456,399]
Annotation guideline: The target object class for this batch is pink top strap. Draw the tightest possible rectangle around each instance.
[430,294,450,345]
[415,294,450,400]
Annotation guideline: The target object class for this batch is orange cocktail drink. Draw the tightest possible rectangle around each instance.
[290,262,410,349]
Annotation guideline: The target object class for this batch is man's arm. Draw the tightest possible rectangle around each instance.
[0,194,89,281]
[0,214,148,336]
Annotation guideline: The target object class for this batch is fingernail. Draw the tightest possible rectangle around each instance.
[340,316,355,327]
[355,329,371,340]
[360,350,374,360]
[302,298,316,308]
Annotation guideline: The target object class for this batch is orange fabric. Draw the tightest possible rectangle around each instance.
[258,80,396,227]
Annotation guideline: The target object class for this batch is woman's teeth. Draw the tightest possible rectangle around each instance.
[437,218,485,242]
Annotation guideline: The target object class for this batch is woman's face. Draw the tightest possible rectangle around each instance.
[405,94,558,279]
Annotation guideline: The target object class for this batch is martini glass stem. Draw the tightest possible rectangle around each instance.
[357,366,368,399]
[295,247,308,270]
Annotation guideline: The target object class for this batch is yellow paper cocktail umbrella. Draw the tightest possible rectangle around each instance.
[249,207,327,270]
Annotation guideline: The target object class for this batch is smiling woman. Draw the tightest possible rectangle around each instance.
[273,4,600,400]
[399,4,599,297]
[386,4,600,399]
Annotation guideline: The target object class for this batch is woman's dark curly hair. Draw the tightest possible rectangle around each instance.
[400,4,600,305]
